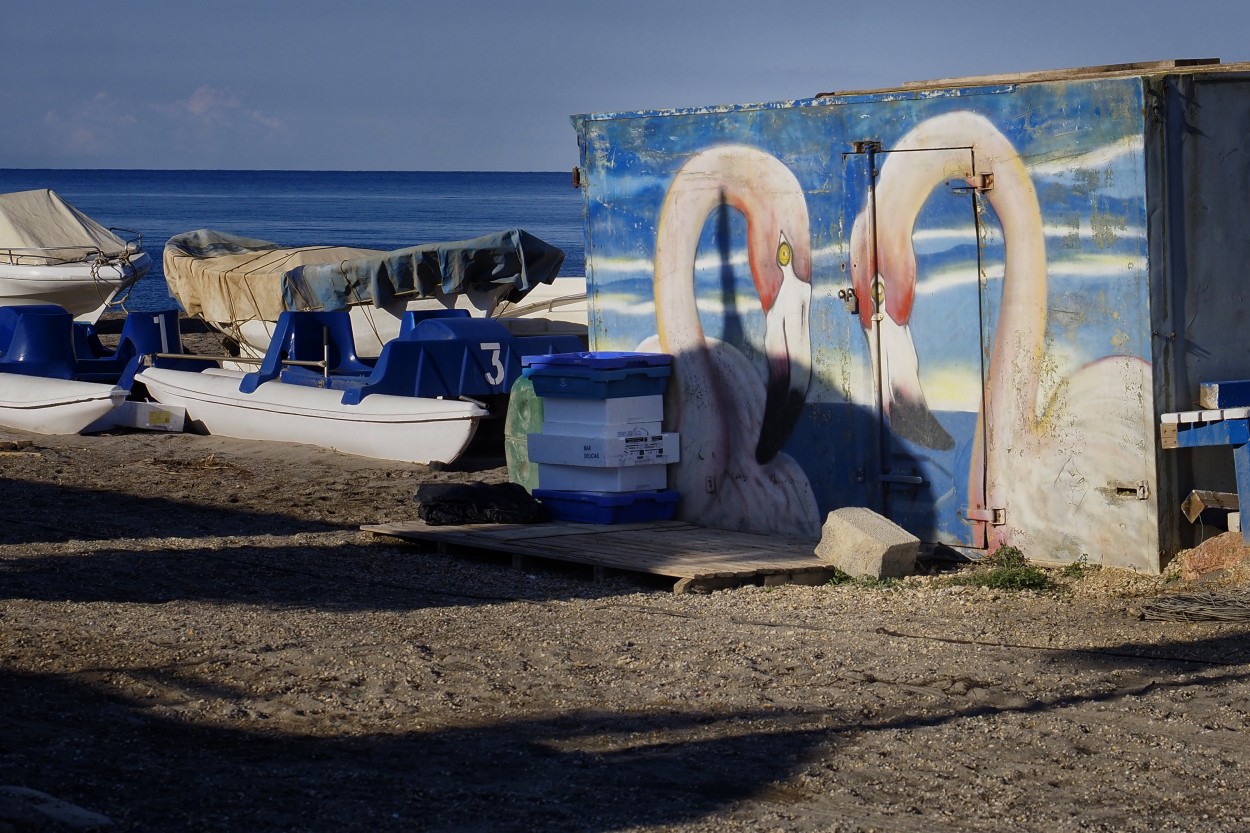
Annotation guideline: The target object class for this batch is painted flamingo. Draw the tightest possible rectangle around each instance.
[849,112,1156,567]
[639,145,821,538]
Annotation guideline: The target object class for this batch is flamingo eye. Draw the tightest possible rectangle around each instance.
[872,278,886,307]
[777,240,792,268]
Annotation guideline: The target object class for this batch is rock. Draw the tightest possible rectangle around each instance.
[1176,532,1250,581]
[814,507,919,580]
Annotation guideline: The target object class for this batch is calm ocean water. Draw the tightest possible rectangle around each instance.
[0,170,585,312]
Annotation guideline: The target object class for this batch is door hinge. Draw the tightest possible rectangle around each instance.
[964,507,1006,525]
[950,172,994,194]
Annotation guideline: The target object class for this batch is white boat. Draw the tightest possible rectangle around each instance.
[0,304,194,435]
[136,366,485,465]
[163,228,585,360]
[0,189,151,321]
[135,308,499,464]
[0,373,126,435]
[490,275,588,337]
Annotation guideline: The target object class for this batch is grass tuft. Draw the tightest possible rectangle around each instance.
[947,545,1056,591]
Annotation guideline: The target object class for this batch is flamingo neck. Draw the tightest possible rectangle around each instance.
[876,117,1047,460]
[982,157,1048,459]
[654,182,719,356]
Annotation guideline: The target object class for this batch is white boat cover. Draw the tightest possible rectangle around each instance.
[164,228,566,324]
[0,189,137,265]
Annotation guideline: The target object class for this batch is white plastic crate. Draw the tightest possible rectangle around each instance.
[541,394,663,427]
[539,420,663,439]
[536,462,668,492]
[528,432,679,467]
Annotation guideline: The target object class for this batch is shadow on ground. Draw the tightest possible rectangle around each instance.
[0,668,835,833]
[0,477,341,545]
[0,538,648,609]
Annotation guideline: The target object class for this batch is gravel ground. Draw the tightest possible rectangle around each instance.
[3,416,1250,832]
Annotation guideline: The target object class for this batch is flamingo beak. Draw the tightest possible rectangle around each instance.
[870,309,954,451]
[757,265,812,464]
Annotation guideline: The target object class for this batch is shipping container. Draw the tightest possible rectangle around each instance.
[570,59,1250,572]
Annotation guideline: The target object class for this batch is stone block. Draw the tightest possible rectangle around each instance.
[814,507,919,579]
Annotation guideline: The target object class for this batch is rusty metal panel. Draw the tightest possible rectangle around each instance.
[1151,73,1250,559]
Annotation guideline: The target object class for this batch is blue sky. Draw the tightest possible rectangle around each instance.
[4,0,1247,171]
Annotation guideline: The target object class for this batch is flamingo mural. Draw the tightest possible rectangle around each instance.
[849,112,1156,567]
[639,145,821,538]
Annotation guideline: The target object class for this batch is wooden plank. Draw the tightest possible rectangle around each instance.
[1181,490,1241,523]
[363,518,827,587]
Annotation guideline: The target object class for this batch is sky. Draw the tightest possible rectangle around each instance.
[4,0,1249,172]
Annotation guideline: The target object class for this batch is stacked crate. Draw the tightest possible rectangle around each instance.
[523,352,680,523]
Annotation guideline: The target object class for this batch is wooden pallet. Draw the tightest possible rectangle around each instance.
[361,519,835,593]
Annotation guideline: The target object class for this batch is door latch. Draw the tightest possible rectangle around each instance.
[837,287,858,314]
[963,507,1006,525]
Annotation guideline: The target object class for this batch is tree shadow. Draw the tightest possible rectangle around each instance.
[0,477,339,545]
[6,626,1250,831]
[0,538,651,609]
[0,668,836,832]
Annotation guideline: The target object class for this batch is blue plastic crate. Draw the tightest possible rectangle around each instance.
[532,488,680,524]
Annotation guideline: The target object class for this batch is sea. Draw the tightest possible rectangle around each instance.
[0,169,585,312]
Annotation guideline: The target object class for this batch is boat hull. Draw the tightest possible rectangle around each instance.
[136,367,485,465]
[0,251,151,320]
[0,374,127,434]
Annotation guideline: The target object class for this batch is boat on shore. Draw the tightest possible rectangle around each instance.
[137,365,488,465]
[163,228,585,359]
[0,304,188,434]
[135,307,584,465]
[0,189,151,321]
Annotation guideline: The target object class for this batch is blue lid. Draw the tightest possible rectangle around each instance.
[522,351,672,370]
[533,489,680,506]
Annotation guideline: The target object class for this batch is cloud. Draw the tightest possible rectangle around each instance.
[182,85,242,117]
[40,91,138,157]
[19,84,289,167]
[167,85,284,134]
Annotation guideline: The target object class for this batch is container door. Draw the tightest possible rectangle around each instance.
[844,142,988,548]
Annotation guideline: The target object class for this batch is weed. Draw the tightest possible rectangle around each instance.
[825,568,854,586]
[951,565,1055,591]
[983,545,1026,568]
[1060,555,1100,580]
[824,569,902,590]
[946,544,1056,591]
[857,575,903,590]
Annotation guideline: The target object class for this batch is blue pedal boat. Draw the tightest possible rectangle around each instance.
[136,308,582,464]
[0,304,191,434]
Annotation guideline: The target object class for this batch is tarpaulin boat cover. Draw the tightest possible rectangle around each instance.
[0,189,137,265]
[164,228,566,324]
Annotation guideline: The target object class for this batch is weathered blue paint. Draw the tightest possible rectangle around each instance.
[571,63,1250,572]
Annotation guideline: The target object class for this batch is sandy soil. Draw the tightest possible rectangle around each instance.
[3,414,1250,832]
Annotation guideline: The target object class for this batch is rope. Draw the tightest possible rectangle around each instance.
[89,250,127,308]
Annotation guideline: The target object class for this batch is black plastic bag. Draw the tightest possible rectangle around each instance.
[415,482,551,525]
